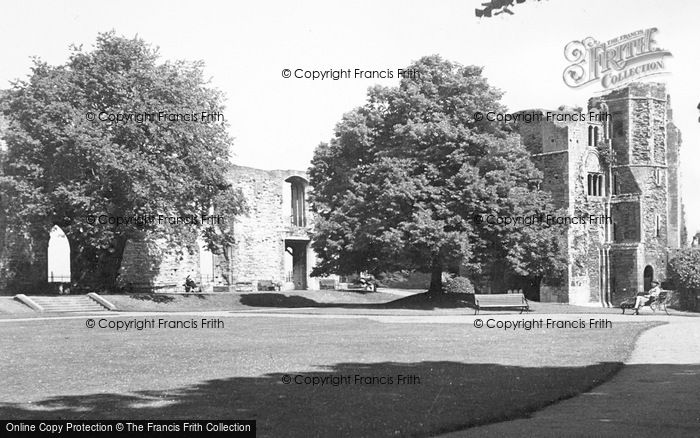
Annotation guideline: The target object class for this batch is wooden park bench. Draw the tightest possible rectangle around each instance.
[620,291,670,315]
[473,293,529,315]
[257,280,281,291]
[234,281,254,292]
[346,279,377,292]
[319,278,337,290]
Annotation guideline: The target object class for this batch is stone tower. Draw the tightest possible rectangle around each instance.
[513,107,609,305]
[514,82,683,306]
[593,82,683,304]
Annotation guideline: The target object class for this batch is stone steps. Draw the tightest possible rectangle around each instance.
[16,294,113,313]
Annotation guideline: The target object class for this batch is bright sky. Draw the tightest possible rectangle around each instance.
[1,0,698,237]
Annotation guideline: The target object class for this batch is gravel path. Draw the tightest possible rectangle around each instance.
[441,318,700,437]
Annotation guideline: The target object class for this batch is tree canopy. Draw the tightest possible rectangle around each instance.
[308,55,566,292]
[0,32,245,291]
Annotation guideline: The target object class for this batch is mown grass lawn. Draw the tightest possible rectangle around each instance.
[101,289,402,312]
[0,315,660,437]
[77,291,635,314]
[5,290,679,316]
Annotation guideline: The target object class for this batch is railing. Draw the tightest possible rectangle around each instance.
[48,273,71,283]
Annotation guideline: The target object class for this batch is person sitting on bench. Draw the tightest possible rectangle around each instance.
[184,275,198,293]
[633,280,661,315]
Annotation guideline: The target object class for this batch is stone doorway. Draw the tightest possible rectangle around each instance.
[48,225,71,293]
[643,265,654,292]
[285,239,308,290]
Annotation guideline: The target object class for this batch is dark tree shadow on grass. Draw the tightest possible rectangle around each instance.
[126,293,210,303]
[0,360,647,437]
[239,292,471,310]
[334,288,381,296]
[240,293,321,308]
[127,294,176,303]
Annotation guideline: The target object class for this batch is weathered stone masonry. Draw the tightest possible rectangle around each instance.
[515,106,607,305]
[117,165,319,292]
[218,165,319,291]
[515,82,683,306]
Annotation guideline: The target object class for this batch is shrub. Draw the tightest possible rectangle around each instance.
[668,249,700,290]
[444,276,475,294]
[668,249,700,311]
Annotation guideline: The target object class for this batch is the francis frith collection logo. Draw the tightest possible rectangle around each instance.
[563,28,672,90]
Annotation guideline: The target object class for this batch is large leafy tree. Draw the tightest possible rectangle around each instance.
[309,55,566,293]
[0,32,245,291]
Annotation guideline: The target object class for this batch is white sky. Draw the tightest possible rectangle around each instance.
[1,0,698,237]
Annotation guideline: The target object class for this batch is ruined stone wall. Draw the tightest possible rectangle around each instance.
[666,119,682,248]
[604,87,633,166]
[570,193,606,305]
[609,245,641,304]
[505,86,678,305]
[513,84,680,307]
[515,112,569,155]
[112,165,320,292]
[517,116,573,209]
[227,166,286,283]
[517,119,571,302]
[532,152,568,208]
[635,87,668,283]
[611,201,640,242]
[540,283,569,303]
[569,121,607,305]
[226,165,313,287]
[520,109,610,305]
[519,116,604,304]
[603,83,672,295]
[114,165,319,292]
[514,117,544,155]
[119,235,201,292]
[641,167,668,248]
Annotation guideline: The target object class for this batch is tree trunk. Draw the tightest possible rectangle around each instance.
[428,260,443,295]
[99,234,128,292]
[72,234,128,293]
[72,242,97,291]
